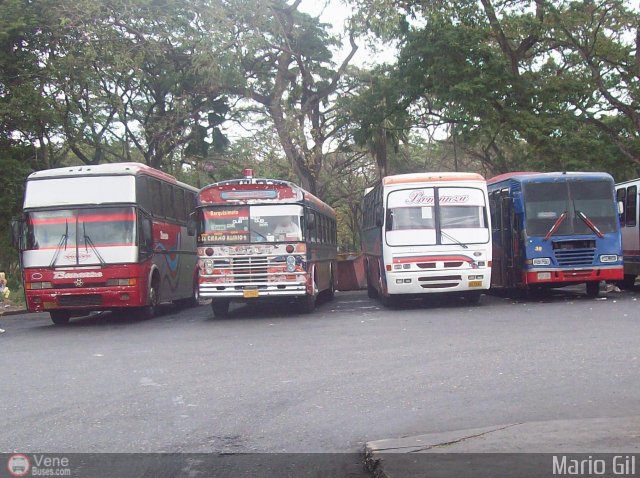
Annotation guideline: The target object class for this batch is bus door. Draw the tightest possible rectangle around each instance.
[499,191,520,287]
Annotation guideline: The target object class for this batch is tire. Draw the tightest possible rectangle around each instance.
[366,270,377,299]
[586,281,601,298]
[298,293,316,314]
[463,291,482,305]
[177,282,200,308]
[380,293,397,308]
[617,274,636,290]
[325,272,335,301]
[140,276,160,319]
[50,311,71,326]
[298,278,318,313]
[211,300,230,317]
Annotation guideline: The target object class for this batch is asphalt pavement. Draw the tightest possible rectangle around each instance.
[1,287,639,475]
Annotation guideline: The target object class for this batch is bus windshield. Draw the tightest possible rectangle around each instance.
[199,205,303,244]
[385,187,488,247]
[524,180,617,237]
[26,207,137,249]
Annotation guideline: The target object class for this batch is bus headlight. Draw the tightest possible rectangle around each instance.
[532,257,551,266]
[599,254,618,263]
[286,255,296,272]
[27,282,52,290]
[106,279,137,286]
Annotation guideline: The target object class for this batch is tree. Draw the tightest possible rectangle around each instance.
[226,0,359,196]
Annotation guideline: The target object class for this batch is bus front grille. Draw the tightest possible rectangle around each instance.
[58,294,102,306]
[232,256,269,283]
[418,275,461,289]
[553,249,595,266]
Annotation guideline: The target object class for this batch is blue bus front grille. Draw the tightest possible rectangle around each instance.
[553,249,595,266]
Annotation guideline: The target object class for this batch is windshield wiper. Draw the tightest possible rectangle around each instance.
[82,221,106,265]
[543,211,567,241]
[49,220,69,268]
[250,227,268,241]
[440,230,468,249]
[576,210,604,238]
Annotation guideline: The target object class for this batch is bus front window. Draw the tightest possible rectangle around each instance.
[198,205,303,244]
[26,207,136,249]
[570,180,617,234]
[524,180,617,237]
[250,205,303,242]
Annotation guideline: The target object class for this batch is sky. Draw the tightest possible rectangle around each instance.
[297,0,399,68]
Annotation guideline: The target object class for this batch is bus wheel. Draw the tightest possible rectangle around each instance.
[366,270,377,299]
[463,291,482,305]
[298,293,316,313]
[325,272,335,301]
[141,278,160,319]
[380,293,397,308]
[211,300,230,317]
[617,274,636,289]
[183,282,200,308]
[50,311,71,325]
[586,281,601,298]
[298,278,318,313]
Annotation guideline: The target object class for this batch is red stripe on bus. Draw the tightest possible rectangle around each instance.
[28,243,135,250]
[392,255,473,264]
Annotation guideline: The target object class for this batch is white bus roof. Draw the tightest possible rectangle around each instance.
[28,162,176,182]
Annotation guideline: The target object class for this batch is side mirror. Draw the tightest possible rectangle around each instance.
[187,212,196,237]
[10,219,23,250]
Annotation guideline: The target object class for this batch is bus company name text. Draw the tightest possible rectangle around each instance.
[405,191,469,205]
[53,271,103,279]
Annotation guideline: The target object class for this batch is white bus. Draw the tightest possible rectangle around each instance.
[615,178,640,288]
[361,172,492,306]
[12,163,199,324]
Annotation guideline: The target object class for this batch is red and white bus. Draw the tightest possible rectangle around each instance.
[195,169,337,316]
[12,163,199,325]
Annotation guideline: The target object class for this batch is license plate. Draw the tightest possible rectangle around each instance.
[243,289,259,298]
[43,302,57,309]
[469,280,482,288]
[537,272,551,280]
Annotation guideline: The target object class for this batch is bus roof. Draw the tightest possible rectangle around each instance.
[488,171,614,186]
[199,178,335,216]
[615,177,640,187]
[382,172,485,186]
[26,162,196,189]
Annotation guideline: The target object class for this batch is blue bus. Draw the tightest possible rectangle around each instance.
[487,172,623,297]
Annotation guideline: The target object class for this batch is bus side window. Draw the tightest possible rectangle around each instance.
[163,183,175,220]
[150,179,163,217]
[626,186,637,227]
[175,188,186,223]
[186,191,196,217]
[616,188,626,226]
[136,176,151,213]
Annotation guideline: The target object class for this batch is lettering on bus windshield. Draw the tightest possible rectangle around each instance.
[404,190,470,205]
[201,207,250,243]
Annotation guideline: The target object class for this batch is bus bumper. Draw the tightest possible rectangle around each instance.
[524,266,623,285]
[385,269,491,295]
[25,287,146,313]
[199,283,307,298]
